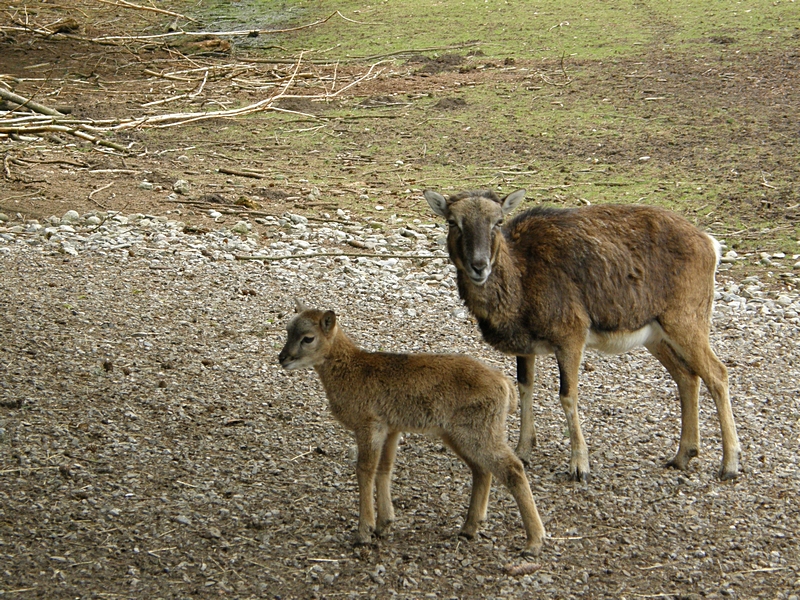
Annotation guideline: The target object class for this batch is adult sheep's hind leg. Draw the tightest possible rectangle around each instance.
[660,327,741,480]
[647,340,701,471]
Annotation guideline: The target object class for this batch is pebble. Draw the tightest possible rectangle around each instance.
[0,210,798,331]
[61,210,80,224]
[173,180,190,195]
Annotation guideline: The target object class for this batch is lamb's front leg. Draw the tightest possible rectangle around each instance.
[354,427,386,545]
[375,430,400,537]
[515,354,538,463]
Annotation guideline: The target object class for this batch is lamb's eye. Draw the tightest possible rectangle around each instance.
[302,336,315,344]
[447,219,458,228]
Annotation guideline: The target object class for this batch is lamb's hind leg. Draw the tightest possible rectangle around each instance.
[647,340,701,471]
[485,444,545,555]
[441,433,492,540]
[515,354,538,463]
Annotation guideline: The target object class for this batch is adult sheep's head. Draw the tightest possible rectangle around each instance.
[424,189,526,285]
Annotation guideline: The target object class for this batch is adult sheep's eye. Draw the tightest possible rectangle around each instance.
[302,336,315,344]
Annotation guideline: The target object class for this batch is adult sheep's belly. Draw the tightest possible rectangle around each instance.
[585,322,665,355]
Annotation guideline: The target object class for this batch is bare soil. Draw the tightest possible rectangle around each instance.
[1,6,799,600]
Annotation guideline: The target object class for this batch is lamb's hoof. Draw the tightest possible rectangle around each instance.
[515,449,532,467]
[718,467,740,481]
[521,542,543,558]
[569,468,591,483]
[458,528,478,541]
[375,520,393,538]
[353,530,376,547]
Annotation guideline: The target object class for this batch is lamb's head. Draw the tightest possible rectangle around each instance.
[278,301,338,370]
[424,189,526,285]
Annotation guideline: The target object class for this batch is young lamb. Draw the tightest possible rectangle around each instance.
[277,302,546,554]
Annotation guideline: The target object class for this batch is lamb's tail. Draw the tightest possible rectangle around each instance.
[504,378,518,415]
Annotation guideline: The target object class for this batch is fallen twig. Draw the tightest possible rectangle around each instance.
[90,10,366,43]
[235,251,442,262]
[219,167,269,179]
[504,562,542,576]
[88,181,114,207]
[89,0,199,22]
[0,88,64,117]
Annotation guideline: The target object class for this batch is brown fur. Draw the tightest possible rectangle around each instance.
[425,189,741,482]
[278,303,546,554]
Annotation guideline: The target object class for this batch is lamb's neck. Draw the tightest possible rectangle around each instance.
[314,329,360,382]
[460,241,522,324]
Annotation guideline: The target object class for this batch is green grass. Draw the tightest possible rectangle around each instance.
[268,0,799,60]
[171,0,799,262]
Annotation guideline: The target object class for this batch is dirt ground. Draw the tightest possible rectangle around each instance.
[1,5,799,600]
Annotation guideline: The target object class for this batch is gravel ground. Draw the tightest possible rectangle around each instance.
[1,207,799,599]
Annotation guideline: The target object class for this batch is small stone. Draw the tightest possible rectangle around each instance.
[175,515,192,525]
[60,243,79,256]
[231,221,251,234]
[139,181,154,190]
[61,210,80,224]
[206,526,222,539]
[0,213,9,222]
[173,180,190,195]
[208,210,222,220]
[86,215,102,226]
[288,213,308,225]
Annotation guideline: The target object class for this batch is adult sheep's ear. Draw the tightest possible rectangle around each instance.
[320,310,337,334]
[294,299,309,313]
[424,190,449,218]
[501,189,526,215]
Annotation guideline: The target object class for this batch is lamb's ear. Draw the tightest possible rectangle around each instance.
[320,310,337,334]
[424,190,449,218]
[501,189,526,215]
[294,299,309,313]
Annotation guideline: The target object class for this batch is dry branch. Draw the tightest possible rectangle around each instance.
[0,88,64,117]
[218,167,269,179]
[89,10,364,43]
[235,252,442,262]
[89,0,200,23]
